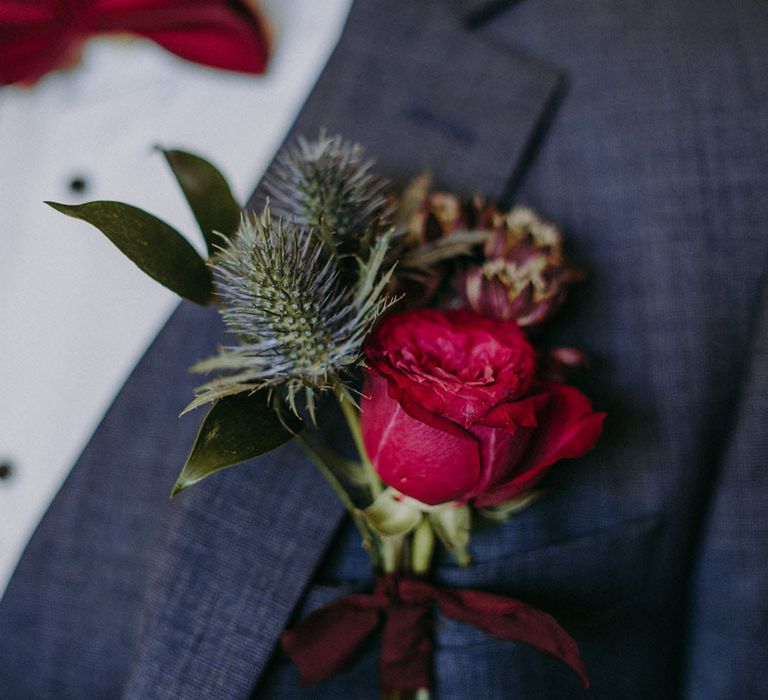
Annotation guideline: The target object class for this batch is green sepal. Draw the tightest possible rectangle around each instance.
[171,391,302,497]
[160,148,241,256]
[476,490,542,521]
[430,504,472,567]
[361,488,423,538]
[46,200,212,305]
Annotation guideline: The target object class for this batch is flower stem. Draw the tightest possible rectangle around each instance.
[380,536,403,574]
[336,385,383,500]
[411,518,435,576]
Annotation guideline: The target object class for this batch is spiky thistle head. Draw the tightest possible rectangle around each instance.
[187,205,395,418]
[263,131,392,256]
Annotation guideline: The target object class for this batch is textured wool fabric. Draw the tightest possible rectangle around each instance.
[683,281,768,697]
[1,0,767,698]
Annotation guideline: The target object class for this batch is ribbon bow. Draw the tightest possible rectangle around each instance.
[0,0,270,85]
[282,575,589,693]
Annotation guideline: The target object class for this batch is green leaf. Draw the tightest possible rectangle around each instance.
[47,200,212,305]
[160,148,242,255]
[402,230,490,270]
[172,391,302,497]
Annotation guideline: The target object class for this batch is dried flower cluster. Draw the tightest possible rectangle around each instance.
[398,180,583,325]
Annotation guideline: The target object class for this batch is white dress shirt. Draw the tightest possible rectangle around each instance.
[0,0,352,597]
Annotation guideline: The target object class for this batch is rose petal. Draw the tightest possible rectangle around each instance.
[459,394,548,499]
[465,424,533,501]
[475,393,547,432]
[362,375,482,505]
[474,385,605,507]
[367,310,535,429]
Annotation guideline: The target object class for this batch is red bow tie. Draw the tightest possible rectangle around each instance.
[0,0,271,85]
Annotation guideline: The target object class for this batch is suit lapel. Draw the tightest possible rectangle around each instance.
[274,0,561,201]
[122,0,562,696]
[124,414,347,699]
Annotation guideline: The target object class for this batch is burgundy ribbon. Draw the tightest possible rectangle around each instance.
[0,0,270,85]
[282,575,589,693]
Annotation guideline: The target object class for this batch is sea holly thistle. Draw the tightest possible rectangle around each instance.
[264,131,392,256]
[187,205,396,419]
[49,137,399,491]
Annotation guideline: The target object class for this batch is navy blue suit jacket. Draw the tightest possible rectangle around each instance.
[2,0,767,697]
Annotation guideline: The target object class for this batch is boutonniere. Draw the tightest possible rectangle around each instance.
[49,133,605,699]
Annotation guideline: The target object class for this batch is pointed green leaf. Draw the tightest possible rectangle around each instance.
[161,148,241,255]
[172,391,302,497]
[47,200,212,305]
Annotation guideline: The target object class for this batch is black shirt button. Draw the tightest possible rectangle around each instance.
[68,175,89,194]
[0,461,13,480]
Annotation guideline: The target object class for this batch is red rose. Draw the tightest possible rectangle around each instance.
[361,309,605,506]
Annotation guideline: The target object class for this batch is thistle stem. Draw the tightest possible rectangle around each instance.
[295,434,380,568]
[296,434,355,511]
[336,386,383,500]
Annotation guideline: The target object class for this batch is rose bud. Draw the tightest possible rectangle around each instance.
[361,309,605,507]
[460,207,585,326]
